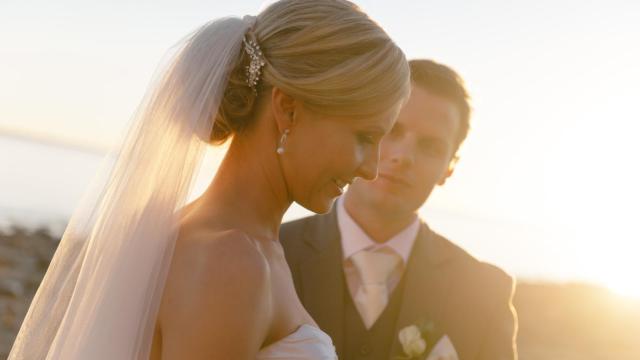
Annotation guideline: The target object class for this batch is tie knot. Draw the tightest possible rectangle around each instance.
[351,248,401,286]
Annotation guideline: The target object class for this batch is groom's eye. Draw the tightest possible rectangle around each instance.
[418,139,447,157]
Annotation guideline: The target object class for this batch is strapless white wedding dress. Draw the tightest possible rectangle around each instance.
[257,324,338,359]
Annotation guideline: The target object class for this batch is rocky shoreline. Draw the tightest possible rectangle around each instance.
[0,227,58,359]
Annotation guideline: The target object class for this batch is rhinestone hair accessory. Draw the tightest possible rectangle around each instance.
[243,36,266,92]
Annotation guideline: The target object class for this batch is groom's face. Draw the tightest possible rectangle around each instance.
[348,84,460,215]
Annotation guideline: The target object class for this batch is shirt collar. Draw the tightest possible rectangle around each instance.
[337,196,419,264]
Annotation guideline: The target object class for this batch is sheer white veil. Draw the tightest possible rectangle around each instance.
[9,15,255,360]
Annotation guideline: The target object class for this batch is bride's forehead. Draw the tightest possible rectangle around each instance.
[318,114,391,131]
[303,106,398,134]
[353,110,399,130]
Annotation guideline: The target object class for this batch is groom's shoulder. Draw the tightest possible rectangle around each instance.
[280,213,325,244]
[280,214,315,234]
[279,213,333,263]
[429,228,514,293]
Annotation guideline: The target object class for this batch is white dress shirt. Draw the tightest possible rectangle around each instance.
[336,196,420,304]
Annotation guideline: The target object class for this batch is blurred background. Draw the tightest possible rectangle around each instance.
[1,0,639,359]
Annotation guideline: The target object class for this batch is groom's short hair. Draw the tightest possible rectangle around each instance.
[409,59,471,155]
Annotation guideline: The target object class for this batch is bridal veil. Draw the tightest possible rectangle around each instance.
[9,16,255,360]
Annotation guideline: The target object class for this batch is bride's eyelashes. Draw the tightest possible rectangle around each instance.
[357,129,385,146]
[357,133,376,145]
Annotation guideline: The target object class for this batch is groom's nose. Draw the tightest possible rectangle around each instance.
[384,136,415,168]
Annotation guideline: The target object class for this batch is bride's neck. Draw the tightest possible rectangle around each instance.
[198,133,291,240]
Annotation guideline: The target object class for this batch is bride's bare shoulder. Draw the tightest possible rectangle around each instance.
[170,227,270,289]
[175,203,265,263]
[159,229,272,358]
[168,201,273,284]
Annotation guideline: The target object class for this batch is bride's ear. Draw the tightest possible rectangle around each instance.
[270,87,298,133]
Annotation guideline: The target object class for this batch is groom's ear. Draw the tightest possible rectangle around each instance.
[271,87,298,133]
[437,156,458,186]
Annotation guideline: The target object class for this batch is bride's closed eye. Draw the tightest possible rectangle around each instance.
[357,133,377,145]
[357,127,387,145]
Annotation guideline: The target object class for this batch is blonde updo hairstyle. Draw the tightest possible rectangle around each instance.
[210,0,411,143]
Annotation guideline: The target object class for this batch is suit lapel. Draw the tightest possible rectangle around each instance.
[297,208,346,357]
[390,223,456,357]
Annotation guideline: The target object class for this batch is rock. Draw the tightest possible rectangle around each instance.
[0,277,24,298]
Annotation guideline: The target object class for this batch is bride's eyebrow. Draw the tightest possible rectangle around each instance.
[357,122,389,134]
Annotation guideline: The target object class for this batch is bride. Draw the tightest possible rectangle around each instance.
[9,0,410,359]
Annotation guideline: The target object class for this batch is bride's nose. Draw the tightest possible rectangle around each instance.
[354,147,379,181]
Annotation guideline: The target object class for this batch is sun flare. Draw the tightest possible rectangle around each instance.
[607,279,640,301]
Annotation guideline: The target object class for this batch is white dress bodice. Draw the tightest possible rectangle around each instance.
[256,324,337,359]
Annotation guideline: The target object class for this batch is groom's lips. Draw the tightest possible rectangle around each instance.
[377,172,411,187]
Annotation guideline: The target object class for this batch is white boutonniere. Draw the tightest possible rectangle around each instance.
[395,322,435,359]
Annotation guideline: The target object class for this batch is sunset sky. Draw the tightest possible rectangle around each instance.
[1,0,639,297]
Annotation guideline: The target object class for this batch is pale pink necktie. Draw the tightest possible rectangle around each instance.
[350,248,402,329]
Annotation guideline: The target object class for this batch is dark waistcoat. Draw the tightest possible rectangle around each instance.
[342,274,407,360]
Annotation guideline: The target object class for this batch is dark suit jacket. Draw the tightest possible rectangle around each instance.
[280,207,518,360]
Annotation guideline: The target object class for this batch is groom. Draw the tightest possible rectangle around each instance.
[280,59,518,359]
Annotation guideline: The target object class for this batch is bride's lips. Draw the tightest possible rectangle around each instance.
[377,173,410,187]
[331,178,350,195]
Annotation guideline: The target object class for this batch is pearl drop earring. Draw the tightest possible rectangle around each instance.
[276,129,290,155]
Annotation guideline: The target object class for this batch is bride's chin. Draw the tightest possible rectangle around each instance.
[299,195,337,215]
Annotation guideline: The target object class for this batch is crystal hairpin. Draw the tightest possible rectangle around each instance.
[243,37,266,92]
